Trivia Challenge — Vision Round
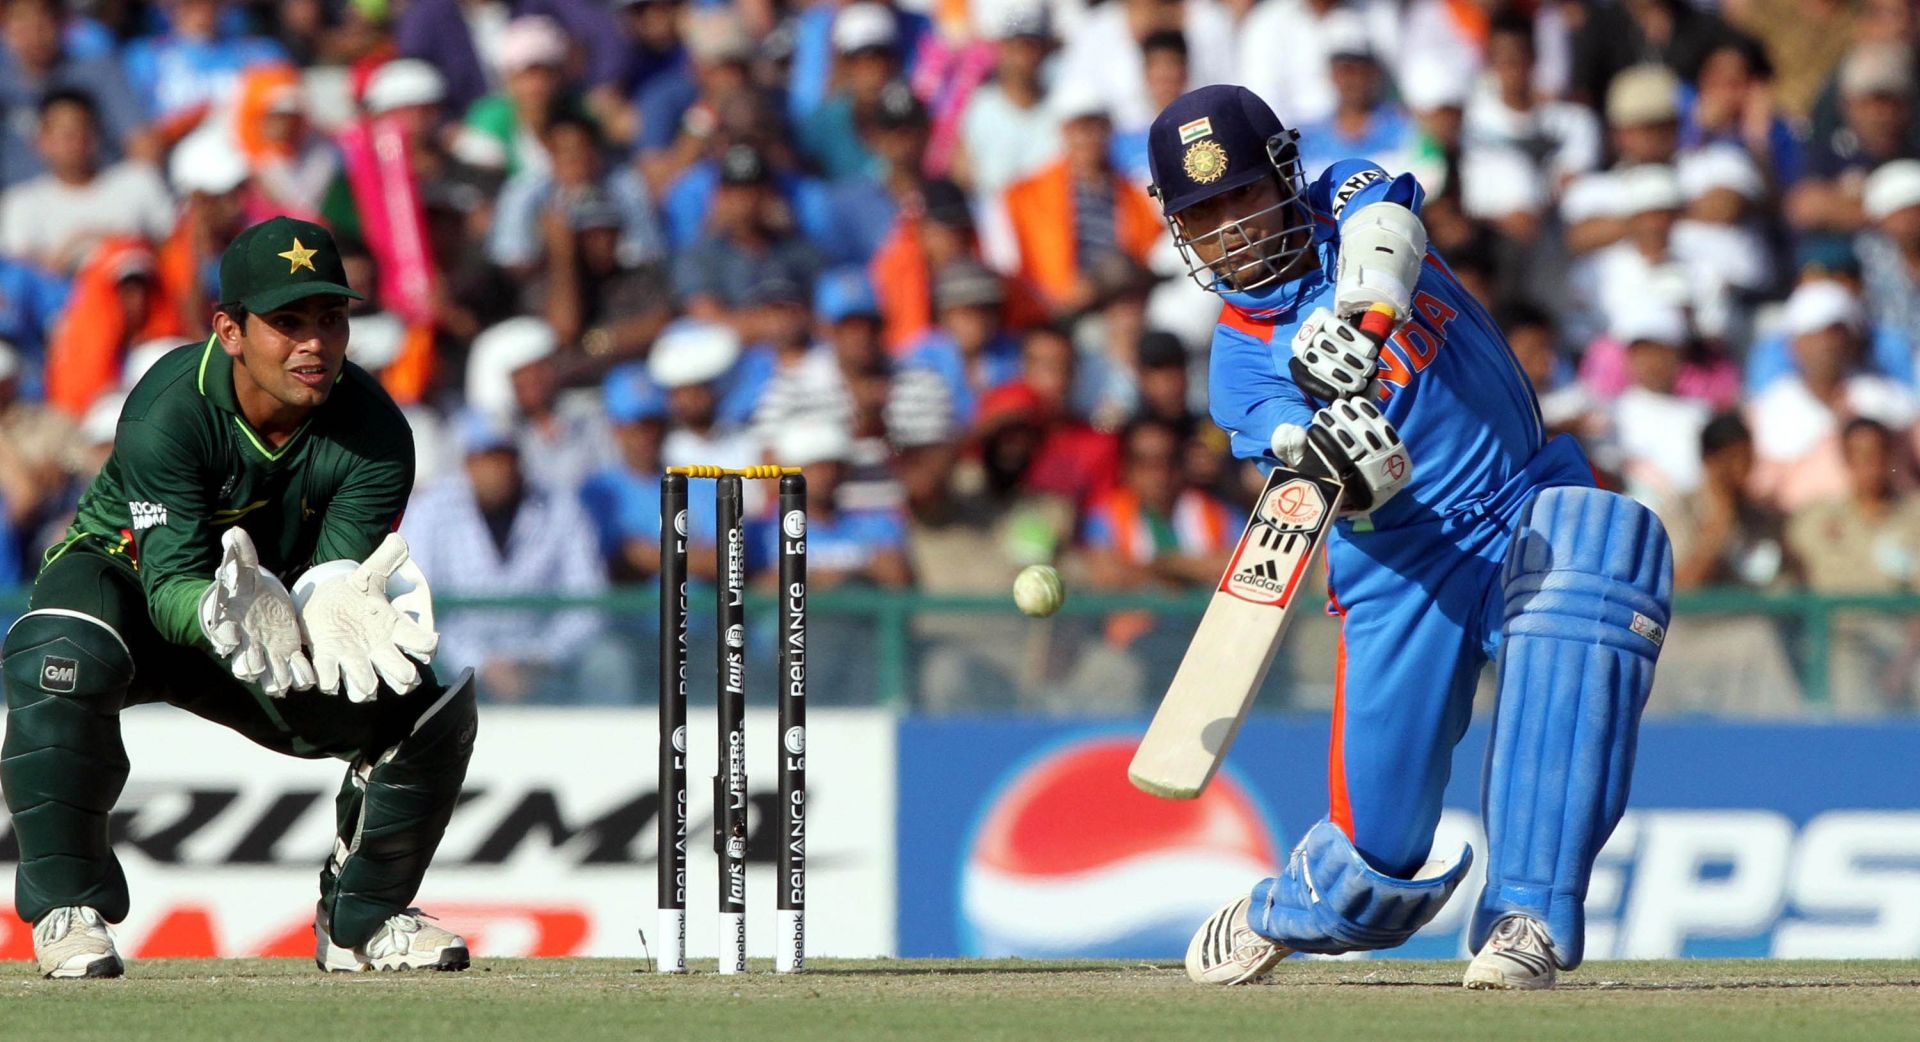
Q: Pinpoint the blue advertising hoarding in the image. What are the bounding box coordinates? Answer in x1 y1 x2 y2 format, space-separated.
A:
896 717 1920 960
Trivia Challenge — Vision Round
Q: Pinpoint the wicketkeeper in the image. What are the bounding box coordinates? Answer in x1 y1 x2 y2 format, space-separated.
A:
3 217 476 978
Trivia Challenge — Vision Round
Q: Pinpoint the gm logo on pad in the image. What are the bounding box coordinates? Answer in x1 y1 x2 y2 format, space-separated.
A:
42 656 78 692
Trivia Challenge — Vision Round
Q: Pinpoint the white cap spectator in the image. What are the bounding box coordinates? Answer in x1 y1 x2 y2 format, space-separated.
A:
1048 81 1109 124
122 339 178 390
467 317 558 420
498 16 568 74
1840 41 1914 100
648 321 742 388
1461 149 1546 218
1321 11 1375 61
833 3 898 55
976 0 1050 42
364 60 447 116
1864 160 1920 221
1679 146 1766 204
80 392 124 446
1605 65 1680 128
1611 302 1689 347
685 10 754 64
1783 281 1866 338
347 313 409 372
1614 164 1683 217
1401 54 1474 113
774 420 855 467
170 128 249 196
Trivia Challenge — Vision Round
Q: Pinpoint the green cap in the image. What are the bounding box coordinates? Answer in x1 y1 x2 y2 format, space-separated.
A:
218 216 364 313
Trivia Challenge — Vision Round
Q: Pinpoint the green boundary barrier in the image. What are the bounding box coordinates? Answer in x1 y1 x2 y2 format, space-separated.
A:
7 586 1916 708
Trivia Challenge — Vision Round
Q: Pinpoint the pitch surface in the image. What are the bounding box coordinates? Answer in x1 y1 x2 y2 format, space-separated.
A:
4 958 1917 1041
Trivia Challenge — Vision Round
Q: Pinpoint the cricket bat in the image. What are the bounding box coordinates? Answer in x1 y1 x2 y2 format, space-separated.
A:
1128 305 1396 799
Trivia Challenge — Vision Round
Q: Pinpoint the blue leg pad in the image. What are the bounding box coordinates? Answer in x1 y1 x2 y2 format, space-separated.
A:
1250 819 1472 954
1472 486 1672 969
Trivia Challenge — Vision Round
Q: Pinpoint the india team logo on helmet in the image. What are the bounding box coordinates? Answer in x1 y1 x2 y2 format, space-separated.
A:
958 736 1279 958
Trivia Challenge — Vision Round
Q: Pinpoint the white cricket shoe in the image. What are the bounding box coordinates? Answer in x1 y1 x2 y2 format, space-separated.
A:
34 906 124 979
1464 914 1558 990
316 909 471 973
1185 896 1292 985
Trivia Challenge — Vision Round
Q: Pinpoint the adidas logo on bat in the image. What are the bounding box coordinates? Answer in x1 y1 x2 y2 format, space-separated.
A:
1232 559 1286 595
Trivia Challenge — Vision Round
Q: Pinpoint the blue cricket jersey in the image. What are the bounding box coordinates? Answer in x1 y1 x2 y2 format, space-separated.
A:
1208 159 1581 534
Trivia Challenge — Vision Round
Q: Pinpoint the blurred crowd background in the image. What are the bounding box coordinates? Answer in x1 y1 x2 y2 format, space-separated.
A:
4 0 1920 712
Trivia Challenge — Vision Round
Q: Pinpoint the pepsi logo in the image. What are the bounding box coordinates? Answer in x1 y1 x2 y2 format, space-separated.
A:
959 737 1280 958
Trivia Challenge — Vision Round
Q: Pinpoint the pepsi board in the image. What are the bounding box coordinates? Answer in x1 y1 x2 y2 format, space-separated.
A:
897 717 1920 960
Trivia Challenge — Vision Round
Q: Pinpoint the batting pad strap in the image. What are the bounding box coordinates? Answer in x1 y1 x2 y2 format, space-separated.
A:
1473 486 1672 970
1250 819 1472 954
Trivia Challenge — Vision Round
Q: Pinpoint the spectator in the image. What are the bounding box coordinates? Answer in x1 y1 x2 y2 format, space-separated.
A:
1294 13 1416 179
465 316 611 494
613 0 686 105
1567 0 1739 110
1112 30 1190 184
0 254 70 365
227 62 336 219
1502 301 1594 437
871 177 981 353
1857 159 1920 358
457 15 574 178
671 143 821 326
831 79 931 264
0 337 76 573
955 4 1058 201
798 2 902 183
1132 329 1195 430
1655 411 1805 714
1748 281 1919 511
1683 36 1802 186
1582 164 1738 354
579 366 699 582
156 127 251 332
995 88 1161 316
1238 0 1398 128
1787 42 1920 235
1786 417 1920 712
764 421 911 588
1053 0 1234 133
120 0 285 130
1746 246 1916 394
1080 417 1235 590
1015 325 1123 507
0 89 173 273
651 320 759 472
903 259 1022 425
0 0 148 187
41 237 184 417
635 8 756 188
402 410 618 704
1463 14 1602 206
1590 303 1712 513
490 108 664 322
1725 0 1857 121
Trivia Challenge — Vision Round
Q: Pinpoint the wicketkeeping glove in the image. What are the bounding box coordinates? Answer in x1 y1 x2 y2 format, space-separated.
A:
198 528 317 697
294 533 440 703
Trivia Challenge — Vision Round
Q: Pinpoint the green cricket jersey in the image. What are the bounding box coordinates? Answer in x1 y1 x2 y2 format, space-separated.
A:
58 335 415 648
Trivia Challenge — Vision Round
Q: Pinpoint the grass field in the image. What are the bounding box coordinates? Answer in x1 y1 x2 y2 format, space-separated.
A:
4 959 1918 1042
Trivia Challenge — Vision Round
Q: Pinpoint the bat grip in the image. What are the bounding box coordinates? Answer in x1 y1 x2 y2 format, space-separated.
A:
1357 303 1397 346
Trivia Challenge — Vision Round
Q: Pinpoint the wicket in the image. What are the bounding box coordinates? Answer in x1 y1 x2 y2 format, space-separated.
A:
657 466 808 975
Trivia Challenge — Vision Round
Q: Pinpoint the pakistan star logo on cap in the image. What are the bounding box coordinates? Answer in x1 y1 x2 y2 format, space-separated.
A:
277 238 319 274
1184 140 1229 184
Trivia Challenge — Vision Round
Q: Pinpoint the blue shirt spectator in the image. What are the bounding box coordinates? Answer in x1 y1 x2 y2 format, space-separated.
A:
0 258 71 363
1 0 146 186
488 113 664 271
120 6 284 123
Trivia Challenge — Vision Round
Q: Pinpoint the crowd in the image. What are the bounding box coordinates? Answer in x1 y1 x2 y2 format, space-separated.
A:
4 0 1920 710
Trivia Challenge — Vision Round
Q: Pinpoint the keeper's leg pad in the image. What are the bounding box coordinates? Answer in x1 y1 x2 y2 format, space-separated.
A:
1472 486 1672 969
1249 819 1473 953
2 610 136 924
321 669 477 947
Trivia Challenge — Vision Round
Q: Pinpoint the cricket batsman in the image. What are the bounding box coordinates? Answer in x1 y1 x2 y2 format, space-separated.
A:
3 217 475 978
1153 87 1673 989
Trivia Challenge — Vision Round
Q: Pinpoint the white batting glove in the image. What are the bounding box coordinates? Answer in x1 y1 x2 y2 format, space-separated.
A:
198 528 317 698
1290 307 1381 401
294 533 440 703
1307 398 1412 515
1334 202 1427 322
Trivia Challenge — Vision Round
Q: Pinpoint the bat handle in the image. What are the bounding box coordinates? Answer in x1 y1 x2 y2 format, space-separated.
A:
1357 303 1397 346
